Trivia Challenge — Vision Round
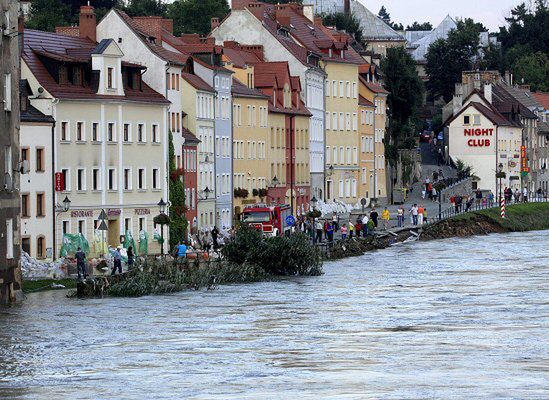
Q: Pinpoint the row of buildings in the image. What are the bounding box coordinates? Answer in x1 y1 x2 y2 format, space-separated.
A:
8 2 390 268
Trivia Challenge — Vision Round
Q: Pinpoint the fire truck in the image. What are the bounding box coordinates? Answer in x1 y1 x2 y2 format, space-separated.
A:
241 204 292 237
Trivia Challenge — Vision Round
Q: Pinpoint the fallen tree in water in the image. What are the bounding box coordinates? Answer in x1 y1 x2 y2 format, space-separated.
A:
75 226 323 298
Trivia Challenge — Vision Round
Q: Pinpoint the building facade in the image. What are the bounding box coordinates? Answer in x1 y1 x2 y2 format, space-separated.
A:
181 72 216 230
19 80 55 260
1 0 22 304
181 129 199 233
22 30 170 257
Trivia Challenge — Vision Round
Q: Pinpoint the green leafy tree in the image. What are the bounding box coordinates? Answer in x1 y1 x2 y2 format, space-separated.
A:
168 0 229 36
123 0 167 17
381 47 425 155
512 51 549 91
168 132 188 248
425 18 483 102
406 21 433 31
27 0 71 32
321 12 363 43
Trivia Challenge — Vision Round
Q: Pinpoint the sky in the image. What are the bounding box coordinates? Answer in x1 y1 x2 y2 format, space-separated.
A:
357 0 526 32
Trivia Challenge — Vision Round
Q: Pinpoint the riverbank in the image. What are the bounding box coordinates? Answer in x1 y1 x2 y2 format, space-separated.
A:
421 202 549 240
22 278 76 293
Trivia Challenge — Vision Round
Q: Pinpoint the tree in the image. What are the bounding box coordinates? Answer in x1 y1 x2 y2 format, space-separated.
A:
26 0 71 32
381 47 425 153
168 0 230 36
124 0 167 17
425 18 483 102
406 21 433 31
321 12 363 43
512 51 549 91
168 132 188 249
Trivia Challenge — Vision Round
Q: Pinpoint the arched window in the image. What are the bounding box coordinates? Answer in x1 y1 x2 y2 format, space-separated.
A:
37 236 45 259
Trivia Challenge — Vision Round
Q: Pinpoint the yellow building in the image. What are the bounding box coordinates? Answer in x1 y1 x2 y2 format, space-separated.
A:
324 62 360 205
359 78 389 203
231 79 271 218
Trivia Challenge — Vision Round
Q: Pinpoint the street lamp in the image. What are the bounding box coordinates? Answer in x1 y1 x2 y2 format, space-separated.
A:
154 198 170 256
271 176 279 186
203 186 211 200
62 196 71 212
311 196 318 210
496 163 504 205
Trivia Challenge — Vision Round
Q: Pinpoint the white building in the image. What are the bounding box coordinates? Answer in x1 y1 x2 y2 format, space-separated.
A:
19 80 55 259
447 86 522 196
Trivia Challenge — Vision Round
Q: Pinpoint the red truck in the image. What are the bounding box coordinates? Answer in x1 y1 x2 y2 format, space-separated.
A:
241 204 292 237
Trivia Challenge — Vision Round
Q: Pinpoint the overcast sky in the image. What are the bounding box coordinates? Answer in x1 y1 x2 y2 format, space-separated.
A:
357 0 525 31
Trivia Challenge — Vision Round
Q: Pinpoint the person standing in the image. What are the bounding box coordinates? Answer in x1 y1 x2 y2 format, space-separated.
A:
75 247 87 279
370 208 379 228
355 218 362 238
127 246 135 269
315 219 323 244
177 242 187 259
381 207 390 230
332 213 338 232
211 226 219 250
341 224 348 240
417 205 424 225
397 206 404 228
475 189 483 206
410 204 419 226
326 222 334 243
522 187 528 202
361 214 369 236
349 221 355 238
111 246 123 275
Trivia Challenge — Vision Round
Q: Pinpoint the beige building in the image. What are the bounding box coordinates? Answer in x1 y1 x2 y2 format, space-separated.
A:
231 79 270 218
359 79 389 202
22 30 170 257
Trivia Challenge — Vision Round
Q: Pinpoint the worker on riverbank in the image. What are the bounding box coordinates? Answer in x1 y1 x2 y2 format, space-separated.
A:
111 246 123 275
341 224 348 240
314 219 323 244
382 207 390 230
397 206 405 228
370 208 379 228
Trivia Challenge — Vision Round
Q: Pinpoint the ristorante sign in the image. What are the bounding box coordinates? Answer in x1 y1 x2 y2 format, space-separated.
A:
464 128 494 147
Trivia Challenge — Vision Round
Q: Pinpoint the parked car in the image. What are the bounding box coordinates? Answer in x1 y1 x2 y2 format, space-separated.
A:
420 131 432 143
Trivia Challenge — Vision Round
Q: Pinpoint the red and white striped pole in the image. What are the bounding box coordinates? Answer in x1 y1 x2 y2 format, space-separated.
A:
500 196 506 219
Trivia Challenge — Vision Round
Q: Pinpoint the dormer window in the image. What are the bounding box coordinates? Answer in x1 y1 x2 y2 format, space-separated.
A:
341 50 345 59
59 66 68 85
329 48 333 58
107 67 114 89
283 84 291 108
72 66 82 86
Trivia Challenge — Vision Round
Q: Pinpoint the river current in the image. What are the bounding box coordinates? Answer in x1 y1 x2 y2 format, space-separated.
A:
1 231 548 399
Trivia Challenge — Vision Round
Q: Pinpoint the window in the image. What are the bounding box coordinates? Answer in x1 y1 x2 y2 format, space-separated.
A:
76 168 86 191
139 217 146 232
332 80 337 97
108 123 115 142
78 220 85 235
152 124 159 143
36 148 44 172
37 236 45 259
339 81 344 98
152 168 160 190
108 168 116 190
137 124 145 142
123 124 130 142
3 73 11 111
21 148 29 164
21 194 29 217
332 112 338 130
92 168 100 191
61 122 69 141
107 67 114 89
124 218 131 234
474 115 481 125
36 193 45 217
463 115 470 125
6 219 13 259
346 81 350 97
62 220 70 235
339 113 344 131
92 123 99 141
124 168 131 190
138 168 146 190
22 237 30 255
352 81 357 98
325 80 330 96
61 168 70 191
76 122 84 141
345 113 351 130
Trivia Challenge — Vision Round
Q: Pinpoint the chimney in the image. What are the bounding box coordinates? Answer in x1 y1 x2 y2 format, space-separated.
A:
134 16 163 45
162 19 173 35
241 44 264 60
211 17 220 31
232 0 253 10
484 83 492 104
453 94 463 116
314 16 323 26
344 0 350 14
79 4 96 42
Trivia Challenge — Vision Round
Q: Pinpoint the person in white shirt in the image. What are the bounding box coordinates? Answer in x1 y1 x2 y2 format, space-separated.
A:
409 204 419 226
522 187 528 202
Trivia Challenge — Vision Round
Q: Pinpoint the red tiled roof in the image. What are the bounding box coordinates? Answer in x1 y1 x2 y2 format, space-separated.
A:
533 92 549 109
492 84 537 120
114 9 189 66
22 29 168 103
446 101 516 127
249 4 364 66
222 46 263 68
359 95 374 107
182 127 200 144
361 79 389 94
181 72 214 92
232 78 269 98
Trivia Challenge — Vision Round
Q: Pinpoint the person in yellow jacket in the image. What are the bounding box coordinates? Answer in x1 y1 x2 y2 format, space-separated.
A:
382 207 391 230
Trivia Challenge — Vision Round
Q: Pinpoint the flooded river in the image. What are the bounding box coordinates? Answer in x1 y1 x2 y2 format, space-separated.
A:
1 231 548 399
